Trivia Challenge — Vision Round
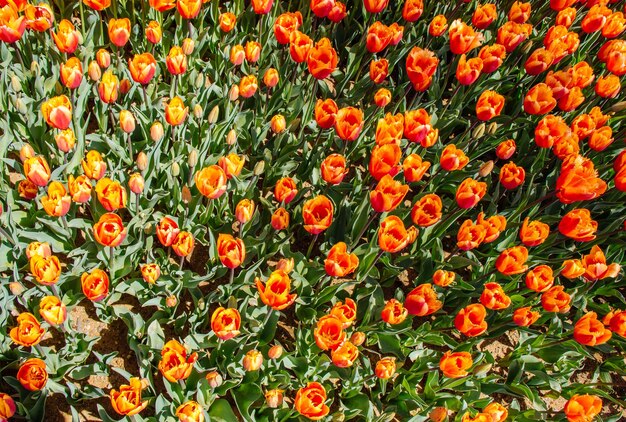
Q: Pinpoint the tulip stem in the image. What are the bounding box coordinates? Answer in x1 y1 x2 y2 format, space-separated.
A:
179 255 185 270
306 234 319 260
135 194 140 213
352 212 377 249
109 247 114 271
0 226 15 246
229 267 234 284
127 132 133 162
142 85 149 108
51 284 61 299
35 344 45 357
79 1 86 37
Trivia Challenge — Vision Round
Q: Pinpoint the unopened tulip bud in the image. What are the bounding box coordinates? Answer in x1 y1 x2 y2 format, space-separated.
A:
188 149 198 168
268 344 283 360
9 282 25 296
137 152 148 171
610 101 626 113
205 75 212 88
30 61 39 74
96 49 111 68
20 144 35 162
331 414 345 422
54 81 63 95
120 110 136 133
350 331 366 347
226 129 237 146
150 121 164 142
275 257 294 273
235 199 255 224
16 98 27 115
129 173 144 194
253 160 265 176
479 160 494 177
242 350 263 371
228 85 239 102
55 129 76 153
195 73 204 89
182 186 192 204
166 295 177 307
270 115 286 134
172 162 180 177
11 75 21 93
429 407 448 422
120 79 131 95
487 122 498 135
143 222 153 234
206 371 223 388
208 106 219 124
88 61 101 81
472 123 485 139
265 389 283 408
197 298 205 310
472 362 492 376
193 104 203 119
182 38 194 55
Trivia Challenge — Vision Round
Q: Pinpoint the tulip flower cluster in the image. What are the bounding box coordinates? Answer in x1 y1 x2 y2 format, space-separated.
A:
0 0 625 421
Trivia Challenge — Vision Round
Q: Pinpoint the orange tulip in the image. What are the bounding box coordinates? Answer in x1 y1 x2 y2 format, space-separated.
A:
263 68 279 88
499 162 525 190
496 245 528 275
476 90 504 121
166 46 187 75
370 58 389 84
256 270 297 310
561 259 585 279
439 351 472 378
314 315 345 350
374 88 391 108
239 74 258 98
556 7 576 28
307 37 337 80
541 285 571 313
157 216 180 247
84 0 110 11
41 181 71 217
195 165 227 199
477 213 506 243
472 3 496 29
535 114 570 148
219 12 236 33
330 298 357 328
405 283 442 316
274 12 301 44
23 156 51 187
513 307 540 327
325 242 358 277
52 19 79 53
328 1 346 23
457 219 486 251
19 179 39 200
217 234 245 269
218 153 244 179
406 47 438 91
0 5 26 44
129 53 157 85
41 95 72 130
455 178 487 209
449 19 483 55
30 254 61 285
429 14 448 36
93 213 127 247
334 107 364 142
582 245 620 281
497 21 532 52
411 194 442 227
176 401 204 422
302 195 334 234
523 83 556 115
271 207 290 230
403 0 423 22
321 154 348 185
455 304 488 337
158 339 198 382
172 231 194 257
480 282 511 310
440 144 469 171
456 54 483 85
274 177 298 204
519 217 549 247
366 21 392 53
524 49 554 75
329 341 358 368
145 20 162 44
603 11 626 38
211 307 241 340
294 382 329 420
556 155 607 204
375 357 396 379
369 143 401 181
177 0 201 19
95 178 127 211
98 70 119 104
10 313 45 347
39 295 66 326
235 199 255 224
141 263 160 284
525 265 554 292
595 74 621 98
315 98 338 130
17 358 48 391
81 268 109 301
574 312 612 347
24 4 54 32
26 242 52 260
251 0 273 14
110 378 148 416
558 209 597 242
370 175 408 213
606 310 626 338
60 57 83 89
433 269 455 287
403 154 430 183
378 215 415 253
564 395 602 422
509 1 531 23
289 30 312 63
108 18 130 47
381 299 408 324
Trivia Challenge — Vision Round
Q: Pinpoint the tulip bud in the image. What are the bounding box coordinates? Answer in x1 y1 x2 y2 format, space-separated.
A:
275 257 294 273
226 129 237 146
20 144 35 162
193 104 203 119
197 298 205 310
129 173 144 194
270 115 286 134
9 282 25 296
350 331 366 347
195 73 204 89
268 344 283 360
487 122 498 135
228 85 239 102
55 129 76 153
96 49 111 68
11 75 21 93
253 160 265 176
235 199 255 224
265 389 283 408
208 106 219 124
242 350 263 371
472 123 485 139
166 295 177 307
479 160 494 177
30 60 39 75
182 186 192 204
182 38 195 55
172 162 180 176
205 75 212 88
610 101 626 113
331 414 345 422
472 362 492 376
206 371 223 388
429 407 448 422
88 60 101 81
120 79 131 95
188 149 198 168
16 98 27 115
150 121 164 141
119 110 136 133
137 152 148 171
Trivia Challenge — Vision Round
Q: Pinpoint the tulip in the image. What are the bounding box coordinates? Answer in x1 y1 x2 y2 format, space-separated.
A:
93 213 127 247
158 339 198 382
302 195 334 234
433 269 455 287
325 242 358 277
211 307 241 340
10 313 45 347
141 263 160 284
251 0 273 14
381 299 408 324
108 18 130 47
110 378 148 416
406 47 438 90
24 4 54 32
455 178 487 209
176 401 204 422
541 285 571 313
17 358 48 391
320 154 348 185
24 156 51 187
307 38 338 80
374 88 391 107
378 215 415 253
129 53 157 85
472 3 496 29
219 12 236 33
166 46 187 75
449 19 483 55
30 254 61 285
41 181 71 217
52 19 79 53
454 304 487 337
60 57 83 89
429 14 447 36
263 68 279 88
314 315 345 350
405 284 442 316
255 270 297 310
294 382 329 420
271 208 289 230
480 282 511 310
439 351 472 378
564 395 602 422
331 341 359 368
41 95 72 130
370 175 408 213
513 307 540 327
0 393 16 421
525 265 554 292
242 350 263 371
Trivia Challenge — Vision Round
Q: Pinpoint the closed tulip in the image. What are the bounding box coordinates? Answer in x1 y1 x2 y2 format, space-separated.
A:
307 38 338 80
302 195 334 234
217 234 245 269
41 95 72 130
81 268 110 301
